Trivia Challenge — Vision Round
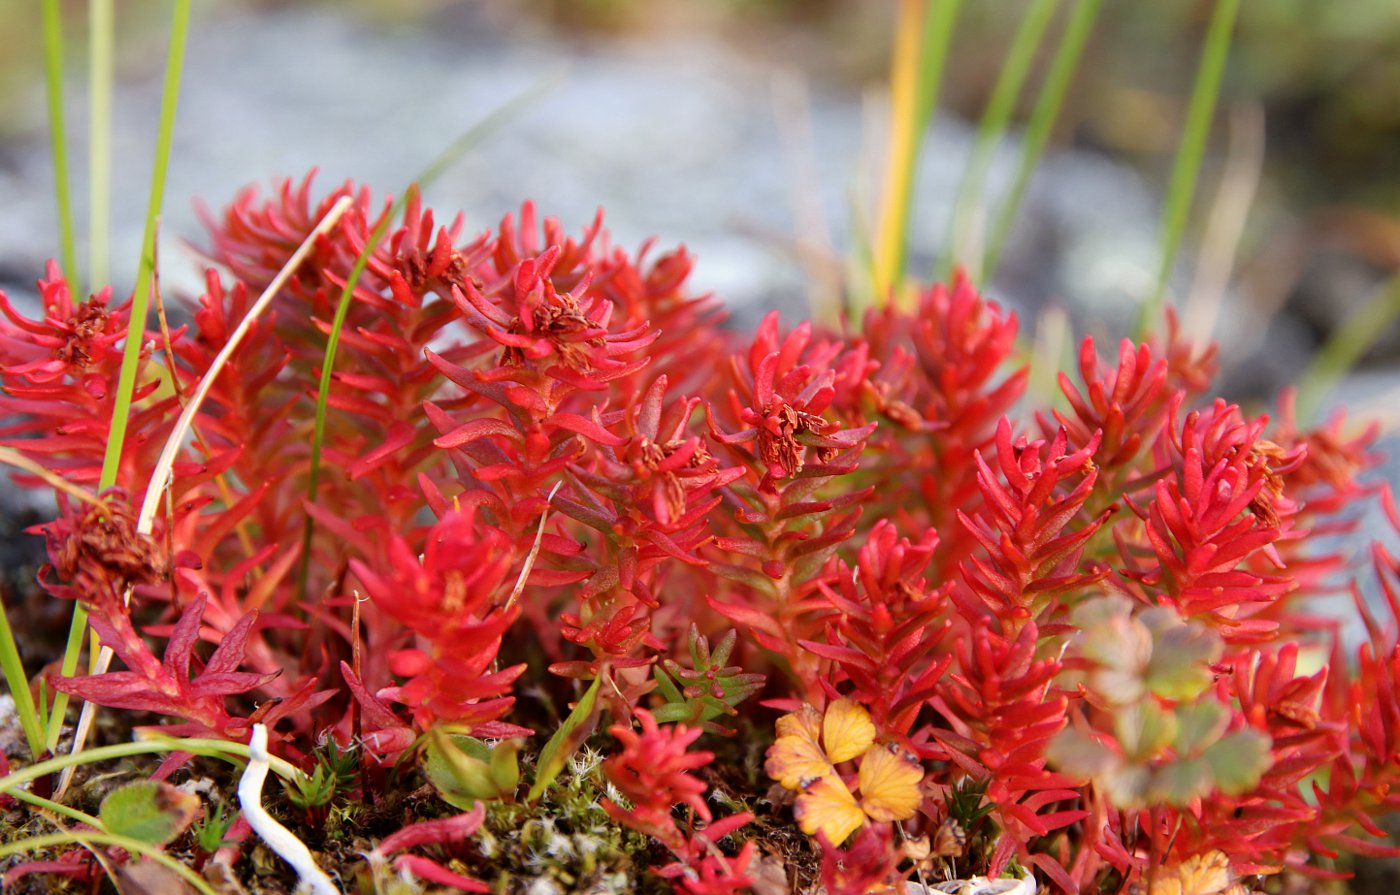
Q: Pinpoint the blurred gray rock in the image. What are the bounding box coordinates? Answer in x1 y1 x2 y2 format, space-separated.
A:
0 6 1161 326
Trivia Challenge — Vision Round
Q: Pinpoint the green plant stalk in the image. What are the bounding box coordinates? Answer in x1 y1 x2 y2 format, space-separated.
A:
904 0 963 274
9 787 102 828
938 0 1059 283
41 0 79 288
878 0 963 306
297 75 560 600
44 616 86 749
89 0 115 287
0 737 302 796
1140 0 1241 335
0 596 46 759
49 0 191 753
97 0 190 489
0 831 220 895
293 198 409 601
1295 275 1400 424
984 0 1105 282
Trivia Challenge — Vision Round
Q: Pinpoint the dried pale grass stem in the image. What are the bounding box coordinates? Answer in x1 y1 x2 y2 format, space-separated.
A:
54 196 352 801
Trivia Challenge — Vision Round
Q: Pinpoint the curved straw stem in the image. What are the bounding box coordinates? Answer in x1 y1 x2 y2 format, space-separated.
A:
53 197 352 801
0 830 220 895
297 73 559 602
505 481 563 612
135 194 352 529
48 0 193 756
1 736 301 794
0 447 107 511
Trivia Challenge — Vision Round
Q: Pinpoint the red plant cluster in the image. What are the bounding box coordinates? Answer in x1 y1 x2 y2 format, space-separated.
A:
3 173 1398 893
603 710 756 894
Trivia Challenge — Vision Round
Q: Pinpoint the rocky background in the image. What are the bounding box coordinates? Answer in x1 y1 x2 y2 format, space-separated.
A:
0 0 1397 641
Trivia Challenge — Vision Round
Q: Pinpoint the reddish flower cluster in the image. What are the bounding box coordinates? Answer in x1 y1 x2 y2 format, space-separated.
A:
0 262 174 486
603 711 755 894
4 173 1398 893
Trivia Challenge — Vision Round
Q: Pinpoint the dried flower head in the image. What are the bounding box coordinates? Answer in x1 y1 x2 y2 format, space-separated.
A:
38 489 163 607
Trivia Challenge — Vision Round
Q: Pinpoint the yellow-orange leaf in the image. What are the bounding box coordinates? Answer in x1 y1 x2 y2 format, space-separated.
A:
766 732 834 791
857 744 923 822
822 698 876 764
795 776 865 845
775 704 822 742
1148 851 1245 895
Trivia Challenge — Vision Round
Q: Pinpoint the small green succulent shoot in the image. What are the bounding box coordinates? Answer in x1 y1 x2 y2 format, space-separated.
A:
283 736 360 811
651 626 765 732
944 775 995 841
425 729 523 809
191 800 238 854
283 763 338 812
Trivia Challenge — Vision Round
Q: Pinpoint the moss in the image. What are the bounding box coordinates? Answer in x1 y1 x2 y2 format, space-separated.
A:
465 746 664 895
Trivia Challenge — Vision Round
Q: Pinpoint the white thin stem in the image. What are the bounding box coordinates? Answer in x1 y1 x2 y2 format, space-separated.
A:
54 196 352 802
505 480 562 612
137 195 353 532
239 724 339 895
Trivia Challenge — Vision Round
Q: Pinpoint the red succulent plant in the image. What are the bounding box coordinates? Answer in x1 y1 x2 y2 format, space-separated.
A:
4 174 1398 895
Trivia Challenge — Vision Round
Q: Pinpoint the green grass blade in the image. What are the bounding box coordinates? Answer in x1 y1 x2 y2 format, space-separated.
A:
1294 275 1400 425
983 0 1105 282
877 0 963 303
41 0 79 288
0 831 220 895
296 75 559 599
840 166 873 323
0 738 302 795
8 787 103 828
912 0 962 134
528 675 602 801
938 0 1059 283
49 0 192 752
45 607 88 749
1140 0 1241 335
89 0 115 287
903 0 963 282
0 596 46 759
98 0 190 489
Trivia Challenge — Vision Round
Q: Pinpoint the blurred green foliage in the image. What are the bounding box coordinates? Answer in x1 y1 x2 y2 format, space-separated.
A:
1047 595 1272 809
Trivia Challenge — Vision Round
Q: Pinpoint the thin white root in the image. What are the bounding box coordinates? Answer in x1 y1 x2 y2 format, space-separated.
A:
55 196 353 802
239 724 340 895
